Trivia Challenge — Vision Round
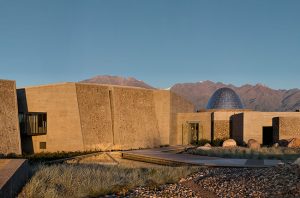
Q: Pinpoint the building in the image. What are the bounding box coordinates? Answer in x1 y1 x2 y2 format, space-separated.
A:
0 79 300 154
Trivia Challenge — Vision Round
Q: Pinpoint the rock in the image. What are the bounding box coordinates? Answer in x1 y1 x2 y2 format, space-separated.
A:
247 139 260 149
287 138 300 148
204 143 211 147
222 139 237 147
272 143 279 148
196 146 211 151
294 158 300 166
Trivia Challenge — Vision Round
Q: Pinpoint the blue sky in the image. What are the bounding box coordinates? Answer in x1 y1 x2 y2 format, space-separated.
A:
0 0 300 89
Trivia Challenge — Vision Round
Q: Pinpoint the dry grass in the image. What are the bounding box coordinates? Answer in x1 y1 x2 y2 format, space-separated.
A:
19 163 199 198
188 146 300 161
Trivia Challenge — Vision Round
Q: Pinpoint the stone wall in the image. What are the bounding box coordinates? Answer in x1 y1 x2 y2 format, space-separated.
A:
273 117 300 140
76 84 113 150
112 86 161 149
0 80 21 154
212 111 244 140
153 90 171 145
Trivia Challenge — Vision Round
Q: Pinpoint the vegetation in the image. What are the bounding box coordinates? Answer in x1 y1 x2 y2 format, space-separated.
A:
0 150 101 164
18 163 199 198
188 146 300 161
192 138 225 147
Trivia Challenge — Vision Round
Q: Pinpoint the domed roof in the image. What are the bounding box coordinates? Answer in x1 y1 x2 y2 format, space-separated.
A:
206 87 244 109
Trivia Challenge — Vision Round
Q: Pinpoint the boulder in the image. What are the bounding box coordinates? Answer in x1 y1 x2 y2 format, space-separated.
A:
288 138 300 148
222 139 237 147
196 146 211 151
247 139 260 150
204 143 211 147
294 158 300 166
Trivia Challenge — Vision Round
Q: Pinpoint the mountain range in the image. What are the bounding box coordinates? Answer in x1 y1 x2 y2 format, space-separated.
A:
81 75 300 112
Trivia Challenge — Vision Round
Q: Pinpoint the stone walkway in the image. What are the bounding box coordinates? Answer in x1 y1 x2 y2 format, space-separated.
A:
122 146 283 168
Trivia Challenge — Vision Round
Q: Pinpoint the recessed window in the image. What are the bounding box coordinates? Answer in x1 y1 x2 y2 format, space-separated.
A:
19 112 47 135
40 142 46 149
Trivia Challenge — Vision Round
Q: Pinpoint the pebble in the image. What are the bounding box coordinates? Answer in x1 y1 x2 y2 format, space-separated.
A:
105 164 300 198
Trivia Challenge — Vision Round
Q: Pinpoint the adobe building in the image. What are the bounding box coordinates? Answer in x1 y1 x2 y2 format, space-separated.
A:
1 78 300 154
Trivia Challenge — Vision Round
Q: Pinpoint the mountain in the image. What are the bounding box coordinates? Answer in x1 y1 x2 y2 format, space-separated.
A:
80 75 155 89
80 76 300 112
170 80 300 112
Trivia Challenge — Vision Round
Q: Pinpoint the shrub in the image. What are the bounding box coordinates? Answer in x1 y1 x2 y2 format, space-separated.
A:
192 139 211 146
211 138 225 147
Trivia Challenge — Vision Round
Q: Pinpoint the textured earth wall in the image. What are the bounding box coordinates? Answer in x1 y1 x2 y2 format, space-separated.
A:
112 87 161 149
76 84 113 150
0 80 21 154
276 117 300 140
153 90 171 145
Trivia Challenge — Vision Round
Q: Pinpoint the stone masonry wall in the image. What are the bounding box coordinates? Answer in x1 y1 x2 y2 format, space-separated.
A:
0 80 21 154
276 117 300 140
76 84 113 150
112 87 161 149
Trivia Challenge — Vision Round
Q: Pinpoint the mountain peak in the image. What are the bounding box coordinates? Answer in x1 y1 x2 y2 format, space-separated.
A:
80 75 155 89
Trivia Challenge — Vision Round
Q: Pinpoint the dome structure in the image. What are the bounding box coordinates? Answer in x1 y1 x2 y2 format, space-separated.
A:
206 87 244 109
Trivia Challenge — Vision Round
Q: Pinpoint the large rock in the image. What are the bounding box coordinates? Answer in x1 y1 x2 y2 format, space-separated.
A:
288 138 300 148
222 139 237 147
294 158 300 166
204 143 211 147
247 139 260 149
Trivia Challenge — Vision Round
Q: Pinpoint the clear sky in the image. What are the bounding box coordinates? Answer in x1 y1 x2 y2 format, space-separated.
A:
0 0 300 89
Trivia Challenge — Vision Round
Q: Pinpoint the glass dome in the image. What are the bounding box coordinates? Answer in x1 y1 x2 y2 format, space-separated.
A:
206 87 244 109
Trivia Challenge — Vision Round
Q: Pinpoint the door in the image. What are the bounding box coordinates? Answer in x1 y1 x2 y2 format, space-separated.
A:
263 126 273 145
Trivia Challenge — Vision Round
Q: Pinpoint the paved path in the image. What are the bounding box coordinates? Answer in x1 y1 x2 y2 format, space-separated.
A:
122 146 283 168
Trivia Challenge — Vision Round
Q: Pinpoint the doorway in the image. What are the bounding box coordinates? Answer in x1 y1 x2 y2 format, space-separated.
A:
263 126 273 145
182 122 199 145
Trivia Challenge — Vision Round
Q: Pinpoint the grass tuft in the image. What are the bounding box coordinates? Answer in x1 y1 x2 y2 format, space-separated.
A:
18 163 198 198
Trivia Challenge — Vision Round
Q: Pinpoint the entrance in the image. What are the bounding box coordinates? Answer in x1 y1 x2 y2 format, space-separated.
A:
263 126 273 145
182 122 199 145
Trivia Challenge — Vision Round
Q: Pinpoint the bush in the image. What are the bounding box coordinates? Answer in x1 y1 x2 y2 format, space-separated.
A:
187 146 300 161
211 139 225 147
191 139 211 146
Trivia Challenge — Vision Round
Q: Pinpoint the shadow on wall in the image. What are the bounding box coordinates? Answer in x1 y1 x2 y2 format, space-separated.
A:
17 89 34 154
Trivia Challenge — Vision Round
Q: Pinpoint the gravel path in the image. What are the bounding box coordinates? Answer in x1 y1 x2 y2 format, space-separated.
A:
107 164 300 198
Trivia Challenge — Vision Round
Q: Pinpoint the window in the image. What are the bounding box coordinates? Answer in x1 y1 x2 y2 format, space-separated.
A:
19 112 47 135
40 142 46 149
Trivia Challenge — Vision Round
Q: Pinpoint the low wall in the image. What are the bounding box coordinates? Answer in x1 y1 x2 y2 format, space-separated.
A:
0 159 29 198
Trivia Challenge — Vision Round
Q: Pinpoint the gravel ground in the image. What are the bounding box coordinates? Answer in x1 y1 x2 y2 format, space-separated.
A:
106 164 300 198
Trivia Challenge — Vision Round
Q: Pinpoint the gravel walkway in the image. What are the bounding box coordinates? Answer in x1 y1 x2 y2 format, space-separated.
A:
107 164 300 198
